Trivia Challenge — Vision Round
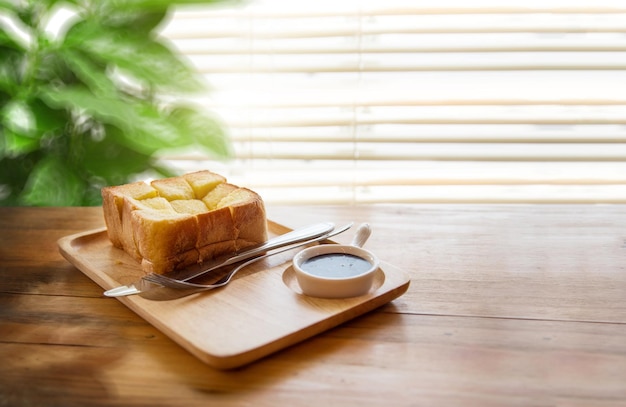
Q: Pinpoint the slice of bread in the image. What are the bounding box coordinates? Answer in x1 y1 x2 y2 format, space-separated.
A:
101 170 267 274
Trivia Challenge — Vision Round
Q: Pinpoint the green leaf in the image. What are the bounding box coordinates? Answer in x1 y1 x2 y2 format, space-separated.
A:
10 0 74 13
0 127 40 157
0 151 40 205
30 97 68 134
39 85 193 154
0 97 65 152
81 124 156 182
19 155 85 206
101 0 236 12
169 105 233 158
60 48 119 96
0 27 25 51
0 29 25 93
2 99 36 135
65 21 204 92
36 49 77 86
98 9 169 33
0 1 17 12
0 49 23 94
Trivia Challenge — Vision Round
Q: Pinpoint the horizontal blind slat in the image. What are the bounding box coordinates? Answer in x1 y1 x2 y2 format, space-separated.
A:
224 124 626 145
163 13 626 38
210 106 626 127
230 143 626 161
163 160 626 184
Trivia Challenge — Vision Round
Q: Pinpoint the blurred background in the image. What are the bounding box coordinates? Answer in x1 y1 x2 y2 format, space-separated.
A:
3 0 626 205
162 0 626 205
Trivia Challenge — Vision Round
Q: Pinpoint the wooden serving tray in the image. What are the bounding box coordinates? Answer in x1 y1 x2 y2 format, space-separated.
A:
57 221 410 370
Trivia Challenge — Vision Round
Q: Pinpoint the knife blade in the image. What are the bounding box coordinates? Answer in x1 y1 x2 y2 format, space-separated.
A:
104 221 336 297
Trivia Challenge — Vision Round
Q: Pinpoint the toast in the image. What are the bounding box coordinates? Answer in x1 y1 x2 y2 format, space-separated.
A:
101 170 268 274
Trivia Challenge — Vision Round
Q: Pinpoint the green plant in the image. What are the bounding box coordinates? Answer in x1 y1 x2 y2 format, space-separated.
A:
0 0 233 206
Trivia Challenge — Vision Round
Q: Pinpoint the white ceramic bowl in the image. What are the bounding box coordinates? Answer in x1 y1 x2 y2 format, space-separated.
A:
292 244 380 298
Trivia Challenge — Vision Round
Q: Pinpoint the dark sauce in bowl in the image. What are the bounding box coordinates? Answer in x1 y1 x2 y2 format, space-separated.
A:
301 253 373 278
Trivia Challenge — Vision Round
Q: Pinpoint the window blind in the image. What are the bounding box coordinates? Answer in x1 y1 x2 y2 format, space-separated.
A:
158 0 626 204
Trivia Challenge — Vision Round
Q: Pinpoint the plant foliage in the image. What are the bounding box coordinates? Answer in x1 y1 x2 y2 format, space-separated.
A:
0 0 233 206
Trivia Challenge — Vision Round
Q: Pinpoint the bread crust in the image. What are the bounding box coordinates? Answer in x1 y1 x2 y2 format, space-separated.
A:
101 170 267 274
101 181 158 248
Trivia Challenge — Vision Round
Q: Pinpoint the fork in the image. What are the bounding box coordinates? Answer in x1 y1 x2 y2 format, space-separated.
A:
143 222 354 291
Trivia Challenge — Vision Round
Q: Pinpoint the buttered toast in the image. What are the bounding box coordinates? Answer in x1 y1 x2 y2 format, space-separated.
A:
101 170 267 274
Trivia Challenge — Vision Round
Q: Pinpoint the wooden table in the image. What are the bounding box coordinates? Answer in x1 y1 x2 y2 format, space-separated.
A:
1 204 625 406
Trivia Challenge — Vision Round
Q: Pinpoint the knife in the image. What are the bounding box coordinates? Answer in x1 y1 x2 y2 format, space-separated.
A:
104 221 336 297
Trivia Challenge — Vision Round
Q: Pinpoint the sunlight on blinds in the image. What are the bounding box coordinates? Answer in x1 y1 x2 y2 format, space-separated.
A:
159 0 626 204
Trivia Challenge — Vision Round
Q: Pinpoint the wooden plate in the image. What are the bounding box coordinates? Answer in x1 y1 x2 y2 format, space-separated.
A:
57 221 410 370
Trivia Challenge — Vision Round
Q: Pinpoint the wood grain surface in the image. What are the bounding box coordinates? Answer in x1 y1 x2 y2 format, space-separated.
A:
1 205 626 406
57 225 409 369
